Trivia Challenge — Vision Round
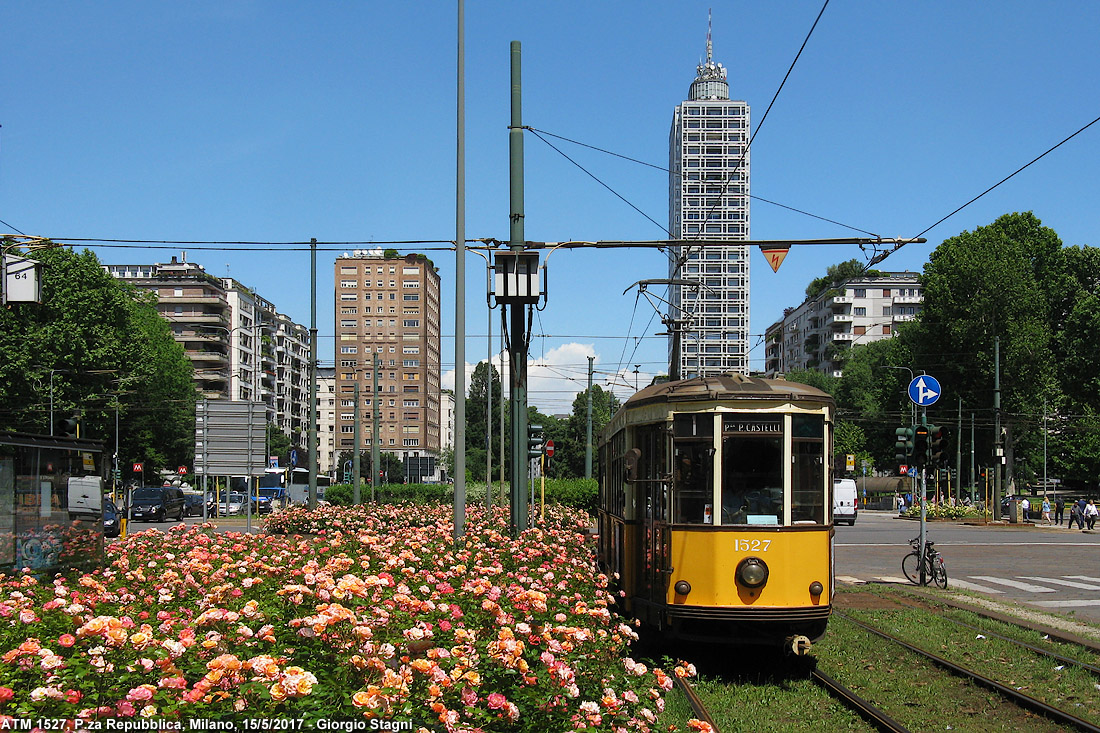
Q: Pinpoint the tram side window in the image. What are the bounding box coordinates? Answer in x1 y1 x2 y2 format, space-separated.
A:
672 414 713 524
721 435 782 525
673 442 712 524
791 415 826 525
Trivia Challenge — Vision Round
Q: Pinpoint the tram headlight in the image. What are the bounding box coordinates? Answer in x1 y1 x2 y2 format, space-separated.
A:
735 557 769 589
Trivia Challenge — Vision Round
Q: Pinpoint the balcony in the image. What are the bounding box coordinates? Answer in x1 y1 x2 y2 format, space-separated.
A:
893 313 917 322
893 295 922 304
827 295 852 307
826 312 853 325
186 350 229 366
831 332 855 342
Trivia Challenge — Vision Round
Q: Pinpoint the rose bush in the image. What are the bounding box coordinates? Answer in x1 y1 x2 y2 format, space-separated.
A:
0 504 690 731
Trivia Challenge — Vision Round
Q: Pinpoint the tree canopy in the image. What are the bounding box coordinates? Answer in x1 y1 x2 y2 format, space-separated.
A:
0 244 197 478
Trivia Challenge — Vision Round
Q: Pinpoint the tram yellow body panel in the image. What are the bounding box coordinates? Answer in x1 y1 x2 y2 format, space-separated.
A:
667 529 830 608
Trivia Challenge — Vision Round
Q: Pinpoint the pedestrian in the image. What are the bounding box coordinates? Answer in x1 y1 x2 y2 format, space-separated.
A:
1055 497 1065 525
1069 501 1082 530
1086 500 1098 531
1041 496 1052 525
1020 497 1031 522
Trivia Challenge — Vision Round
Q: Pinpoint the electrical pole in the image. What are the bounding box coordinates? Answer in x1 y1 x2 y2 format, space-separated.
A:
956 395 962 505
993 336 1002 517
353 381 361 505
308 238 318 510
507 40 529 535
372 354 380 502
453 0 467 539
585 356 594 479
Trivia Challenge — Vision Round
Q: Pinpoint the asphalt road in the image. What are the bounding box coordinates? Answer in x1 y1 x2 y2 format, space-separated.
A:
835 509 1100 624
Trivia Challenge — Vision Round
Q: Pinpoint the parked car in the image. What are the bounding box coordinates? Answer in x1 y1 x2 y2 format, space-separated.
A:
183 493 213 517
216 493 260 516
128 486 186 522
103 499 120 538
256 488 285 514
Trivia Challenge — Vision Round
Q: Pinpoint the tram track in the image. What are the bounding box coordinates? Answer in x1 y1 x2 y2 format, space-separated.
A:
833 610 1100 732
672 674 722 733
808 666 910 733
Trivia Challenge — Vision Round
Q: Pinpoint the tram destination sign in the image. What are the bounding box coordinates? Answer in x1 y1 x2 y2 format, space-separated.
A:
722 416 783 434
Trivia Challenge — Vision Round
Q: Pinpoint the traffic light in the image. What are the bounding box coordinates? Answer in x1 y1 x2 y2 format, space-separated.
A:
929 425 946 466
912 424 930 466
528 424 544 458
894 426 914 462
59 413 80 438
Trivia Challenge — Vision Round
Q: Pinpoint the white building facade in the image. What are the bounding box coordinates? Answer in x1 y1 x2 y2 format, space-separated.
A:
764 273 923 377
668 27 751 379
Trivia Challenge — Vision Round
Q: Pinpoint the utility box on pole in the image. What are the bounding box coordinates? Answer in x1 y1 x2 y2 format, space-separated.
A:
493 252 541 304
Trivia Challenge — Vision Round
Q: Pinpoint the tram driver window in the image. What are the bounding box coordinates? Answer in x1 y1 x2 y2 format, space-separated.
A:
674 443 712 524
721 432 782 525
791 415 826 524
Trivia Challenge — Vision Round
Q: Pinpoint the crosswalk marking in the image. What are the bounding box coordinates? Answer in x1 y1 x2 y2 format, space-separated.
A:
1020 576 1100 591
1065 575 1100 584
945 578 1004 594
966 576 1057 593
1031 599 1100 608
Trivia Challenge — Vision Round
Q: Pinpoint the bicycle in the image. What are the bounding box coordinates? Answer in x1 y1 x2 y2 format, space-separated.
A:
902 536 948 588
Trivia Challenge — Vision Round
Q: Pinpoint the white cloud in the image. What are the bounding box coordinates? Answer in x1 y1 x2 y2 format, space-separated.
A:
442 342 652 414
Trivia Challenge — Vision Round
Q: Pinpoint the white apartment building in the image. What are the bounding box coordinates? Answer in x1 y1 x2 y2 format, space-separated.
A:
316 366 337 477
105 256 310 442
764 273 923 377
668 26 750 378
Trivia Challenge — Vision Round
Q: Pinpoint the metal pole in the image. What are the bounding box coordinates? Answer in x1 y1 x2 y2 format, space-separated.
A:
372 354 380 502
308 238 318 510
1043 398 1048 502
970 413 976 509
585 356 594 479
919 406 927 585
956 395 962 505
993 336 1001 516
508 40 528 535
453 0 467 539
353 381 361 504
49 370 56 435
499 326 505 508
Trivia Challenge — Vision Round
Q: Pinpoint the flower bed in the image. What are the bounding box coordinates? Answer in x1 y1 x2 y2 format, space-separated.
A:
0 504 691 731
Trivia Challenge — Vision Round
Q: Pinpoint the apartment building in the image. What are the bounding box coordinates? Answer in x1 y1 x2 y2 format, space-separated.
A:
764 272 922 377
334 251 442 482
105 255 310 439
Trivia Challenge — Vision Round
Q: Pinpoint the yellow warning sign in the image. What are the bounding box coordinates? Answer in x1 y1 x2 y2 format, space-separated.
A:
760 246 790 273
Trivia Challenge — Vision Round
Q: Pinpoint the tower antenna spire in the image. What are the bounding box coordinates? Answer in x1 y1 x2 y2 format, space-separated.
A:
706 8 713 64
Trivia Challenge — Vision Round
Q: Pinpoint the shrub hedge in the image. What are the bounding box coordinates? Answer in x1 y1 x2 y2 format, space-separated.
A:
323 478 598 511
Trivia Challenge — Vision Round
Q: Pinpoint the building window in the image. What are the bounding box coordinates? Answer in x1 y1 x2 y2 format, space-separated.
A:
403 320 419 327
854 307 866 316
883 306 892 316
854 288 866 298
340 346 358 354
882 289 891 297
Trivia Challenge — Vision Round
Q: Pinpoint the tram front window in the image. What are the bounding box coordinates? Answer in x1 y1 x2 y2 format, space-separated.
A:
721 435 783 525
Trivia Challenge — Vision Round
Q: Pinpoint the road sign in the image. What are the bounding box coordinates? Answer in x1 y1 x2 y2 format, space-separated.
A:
290 448 298 467
907 467 918 477
132 462 143 473
908 375 942 407
899 464 908 474
545 440 555 458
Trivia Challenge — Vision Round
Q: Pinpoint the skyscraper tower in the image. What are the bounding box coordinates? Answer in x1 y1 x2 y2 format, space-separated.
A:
668 17 750 378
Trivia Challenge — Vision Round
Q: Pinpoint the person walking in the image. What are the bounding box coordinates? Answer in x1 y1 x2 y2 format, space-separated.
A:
1068 501 1081 529
1055 497 1065 525
1041 497 1052 525
1020 497 1031 523
1086 500 1098 531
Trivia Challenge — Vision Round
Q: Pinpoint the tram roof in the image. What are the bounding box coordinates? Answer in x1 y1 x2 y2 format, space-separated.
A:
624 373 833 408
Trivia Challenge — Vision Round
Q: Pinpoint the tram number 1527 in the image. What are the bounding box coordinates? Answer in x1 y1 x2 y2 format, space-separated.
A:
733 539 771 552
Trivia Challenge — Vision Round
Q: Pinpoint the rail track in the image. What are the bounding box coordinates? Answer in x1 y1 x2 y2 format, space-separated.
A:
833 609 1100 732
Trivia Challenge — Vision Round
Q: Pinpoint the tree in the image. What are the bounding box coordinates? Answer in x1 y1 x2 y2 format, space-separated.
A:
553 385 620 478
464 361 505 481
805 259 883 299
267 423 292 465
0 244 196 477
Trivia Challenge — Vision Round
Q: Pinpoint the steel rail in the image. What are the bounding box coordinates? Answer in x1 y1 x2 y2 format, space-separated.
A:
672 674 721 733
809 667 910 733
837 612 1100 733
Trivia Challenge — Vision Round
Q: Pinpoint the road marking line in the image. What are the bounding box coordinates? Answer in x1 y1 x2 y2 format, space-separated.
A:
1020 576 1100 591
1031 599 1100 608
835 575 865 584
874 576 913 584
945 578 1004 594
1065 575 1100 584
969 576 1056 593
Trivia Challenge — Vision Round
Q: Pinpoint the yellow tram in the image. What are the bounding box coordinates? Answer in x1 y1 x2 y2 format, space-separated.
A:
597 373 835 654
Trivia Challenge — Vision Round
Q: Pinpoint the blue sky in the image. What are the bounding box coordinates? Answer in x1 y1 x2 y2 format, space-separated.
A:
3 2 1098 412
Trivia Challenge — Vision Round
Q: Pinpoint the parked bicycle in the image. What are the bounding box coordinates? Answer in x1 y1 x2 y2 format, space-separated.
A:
902 536 948 588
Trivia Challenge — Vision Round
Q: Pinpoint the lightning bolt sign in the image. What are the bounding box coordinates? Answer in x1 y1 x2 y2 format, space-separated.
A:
759 246 789 273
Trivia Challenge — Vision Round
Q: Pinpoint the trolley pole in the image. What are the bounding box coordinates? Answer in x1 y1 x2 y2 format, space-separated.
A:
919 406 928 587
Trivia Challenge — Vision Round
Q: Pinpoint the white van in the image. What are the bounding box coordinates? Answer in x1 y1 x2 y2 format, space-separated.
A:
833 478 858 525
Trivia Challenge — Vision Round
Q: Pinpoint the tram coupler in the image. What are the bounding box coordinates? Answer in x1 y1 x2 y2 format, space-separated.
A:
785 635 812 656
